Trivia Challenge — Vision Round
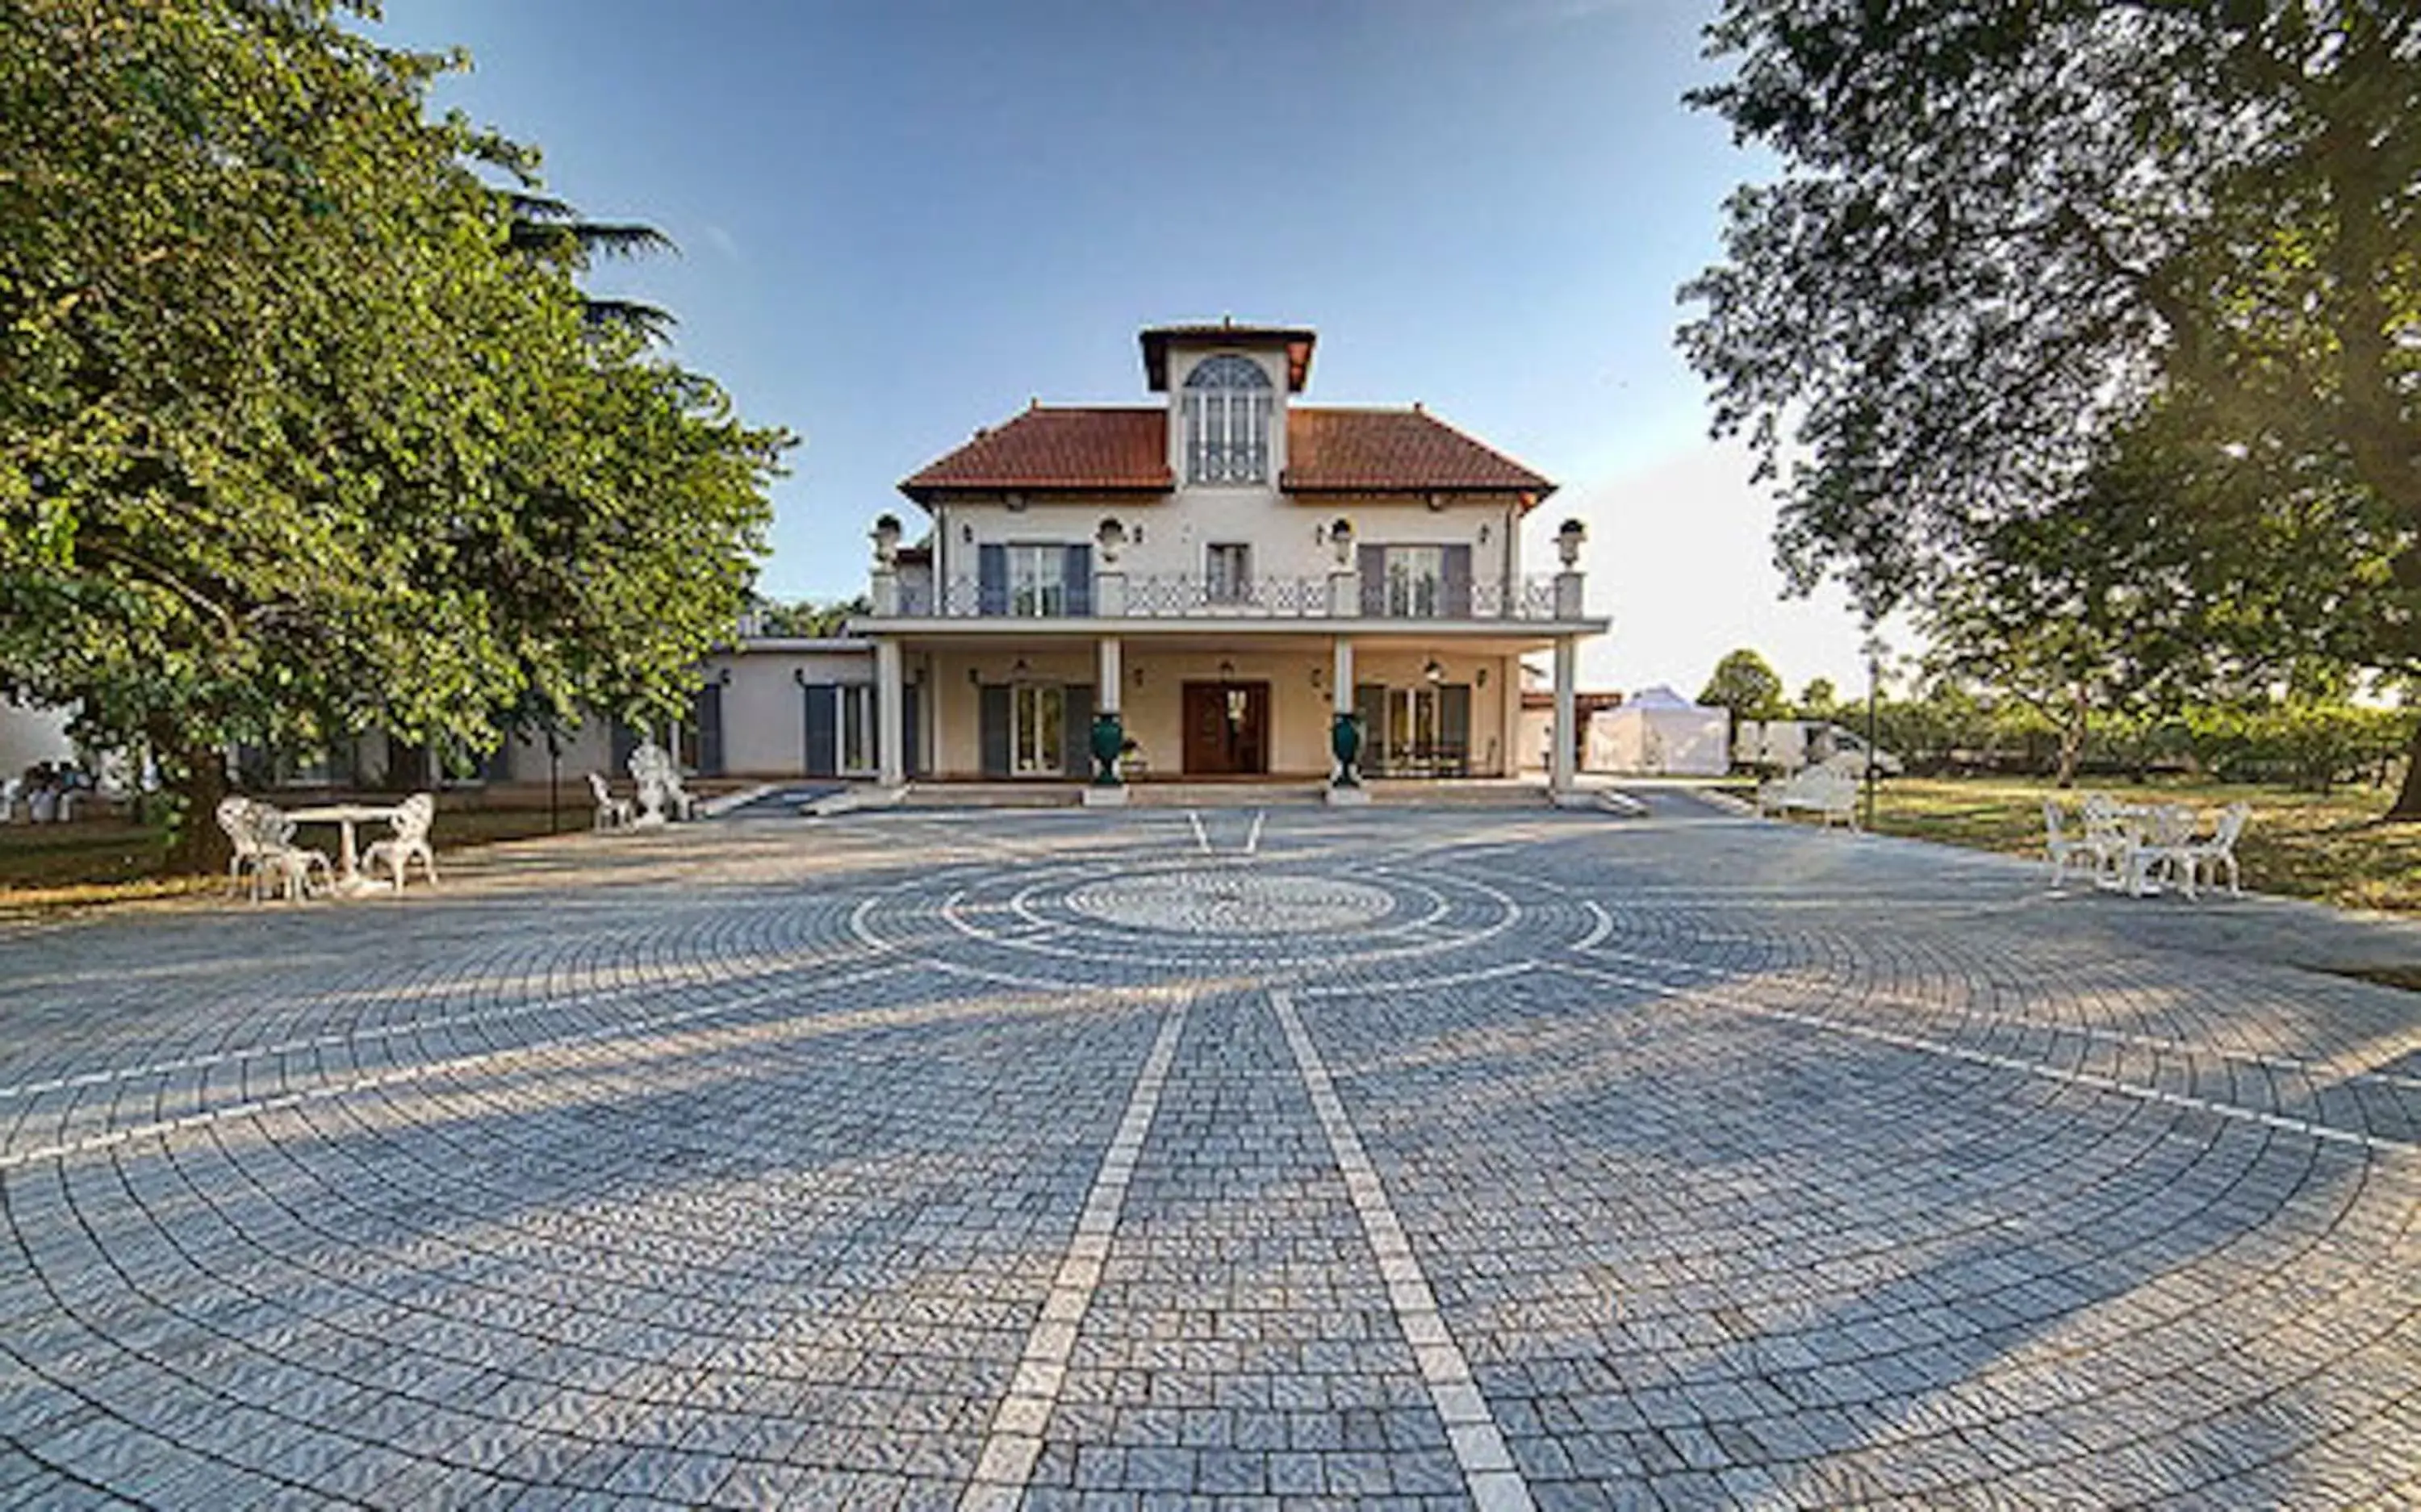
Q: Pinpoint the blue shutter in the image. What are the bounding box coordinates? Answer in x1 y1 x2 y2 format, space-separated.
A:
692 684 725 776
1440 684 1472 775
978 544 1008 616
801 685 838 777
1063 683 1094 778
979 685 1011 775
1064 545 1093 617
1442 545 1473 619
1358 544 1386 616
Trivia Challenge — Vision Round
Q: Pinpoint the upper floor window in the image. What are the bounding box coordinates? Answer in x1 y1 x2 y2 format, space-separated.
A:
1184 354 1272 485
1205 543 1252 603
1007 543 1067 617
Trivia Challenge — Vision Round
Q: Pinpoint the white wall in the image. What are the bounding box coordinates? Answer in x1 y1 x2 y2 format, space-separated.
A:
0 695 77 776
700 645 876 776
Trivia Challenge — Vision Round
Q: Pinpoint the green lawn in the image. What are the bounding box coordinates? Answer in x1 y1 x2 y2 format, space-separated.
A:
0 792 594 917
1855 775 2421 914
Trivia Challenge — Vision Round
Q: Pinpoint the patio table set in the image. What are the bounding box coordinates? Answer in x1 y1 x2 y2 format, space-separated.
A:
2043 792 2250 900
215 792 437 902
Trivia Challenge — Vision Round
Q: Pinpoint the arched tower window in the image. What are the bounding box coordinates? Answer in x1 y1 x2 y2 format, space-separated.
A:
1183 354 1273 485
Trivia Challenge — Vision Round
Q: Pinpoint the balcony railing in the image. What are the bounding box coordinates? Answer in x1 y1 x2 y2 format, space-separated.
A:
889 574 1568 621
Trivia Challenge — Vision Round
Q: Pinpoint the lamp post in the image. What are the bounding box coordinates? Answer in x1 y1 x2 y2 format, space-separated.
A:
1861 631 1888 831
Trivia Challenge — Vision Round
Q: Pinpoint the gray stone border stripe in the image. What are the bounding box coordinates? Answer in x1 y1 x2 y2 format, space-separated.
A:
1269 988 1537 1512
1556 959 2415 1154
960 1003 1189 1512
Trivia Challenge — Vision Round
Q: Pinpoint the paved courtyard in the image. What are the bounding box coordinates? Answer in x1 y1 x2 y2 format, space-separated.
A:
2 796 2416 1510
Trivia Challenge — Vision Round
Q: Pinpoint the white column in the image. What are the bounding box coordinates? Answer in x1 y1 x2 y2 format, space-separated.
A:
1329 566 1361 619
1097 637 1122 716
876 638 905 787
1550 635 1577 796
1331 637 1354 710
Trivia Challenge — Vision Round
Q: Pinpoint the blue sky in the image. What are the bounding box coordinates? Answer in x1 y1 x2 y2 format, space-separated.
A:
373 0 1884 697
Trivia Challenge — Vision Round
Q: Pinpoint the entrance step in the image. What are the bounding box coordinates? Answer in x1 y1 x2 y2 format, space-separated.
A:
1129 783 1325 808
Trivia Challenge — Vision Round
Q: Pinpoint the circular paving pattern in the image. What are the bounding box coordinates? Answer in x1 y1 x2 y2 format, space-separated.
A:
0 804 2413 1510
1062 868 1395 936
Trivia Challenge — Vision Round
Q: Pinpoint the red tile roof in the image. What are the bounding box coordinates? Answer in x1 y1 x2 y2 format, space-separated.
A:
1282 408 1553 499
898 406 1553 506
899 408 1171 501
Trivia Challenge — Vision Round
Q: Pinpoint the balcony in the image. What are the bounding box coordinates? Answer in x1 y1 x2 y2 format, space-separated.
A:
886 574 1572 622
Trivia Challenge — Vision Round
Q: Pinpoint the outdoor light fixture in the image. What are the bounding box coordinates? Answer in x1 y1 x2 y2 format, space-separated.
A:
1095 516 1127 563
1424 658 1445 685
1475 666 1488 687
1131 666 1144 688
967 667 981 686
1309 666 1323 689
1555 517 1587 568
1219 658 1236 679
960 522 974 544
1477 521 1491 545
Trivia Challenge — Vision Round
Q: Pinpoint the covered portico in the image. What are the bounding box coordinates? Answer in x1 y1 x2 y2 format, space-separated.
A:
859 619 1591 791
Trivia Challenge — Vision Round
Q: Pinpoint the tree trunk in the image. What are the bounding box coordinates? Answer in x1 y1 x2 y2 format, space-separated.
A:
165 745 233 876
2389 722 2421 821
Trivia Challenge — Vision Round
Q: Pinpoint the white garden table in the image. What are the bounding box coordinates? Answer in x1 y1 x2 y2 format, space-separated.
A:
286 802 404 896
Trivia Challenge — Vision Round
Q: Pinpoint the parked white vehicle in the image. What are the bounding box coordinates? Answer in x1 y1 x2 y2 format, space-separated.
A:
1739 719 1902 776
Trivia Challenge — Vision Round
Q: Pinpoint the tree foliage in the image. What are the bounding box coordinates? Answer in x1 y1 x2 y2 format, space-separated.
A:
1697 648 1786 727
1681 0 2421 809
0 0 788 863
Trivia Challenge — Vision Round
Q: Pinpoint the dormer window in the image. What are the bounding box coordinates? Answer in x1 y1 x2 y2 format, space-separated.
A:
1183 354 1272 485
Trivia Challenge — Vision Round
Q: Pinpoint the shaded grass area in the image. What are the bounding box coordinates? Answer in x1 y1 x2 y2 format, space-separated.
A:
0 792 587 917
1861 775 2421 915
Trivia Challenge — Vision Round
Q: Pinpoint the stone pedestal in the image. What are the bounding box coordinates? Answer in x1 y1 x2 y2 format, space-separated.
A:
1324 786 1372 807
1081 784 1131 807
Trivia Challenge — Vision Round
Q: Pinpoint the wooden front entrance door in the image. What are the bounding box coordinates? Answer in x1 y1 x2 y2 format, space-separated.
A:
1181 682 1269 775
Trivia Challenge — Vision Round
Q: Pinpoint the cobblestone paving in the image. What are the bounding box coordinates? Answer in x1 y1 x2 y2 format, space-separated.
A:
2 799 2416 1509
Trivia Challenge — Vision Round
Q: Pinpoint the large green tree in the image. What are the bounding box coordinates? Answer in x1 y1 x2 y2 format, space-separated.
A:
1681 1 2421 812
0 0 786 867
1698 647 1787 733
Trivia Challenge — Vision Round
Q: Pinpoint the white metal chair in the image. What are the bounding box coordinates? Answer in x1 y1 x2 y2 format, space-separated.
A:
588 771 633 831
2042 798 2118 890
363 792 438 891
2170 802 2250 899
222 798 330 902
217 796 270 896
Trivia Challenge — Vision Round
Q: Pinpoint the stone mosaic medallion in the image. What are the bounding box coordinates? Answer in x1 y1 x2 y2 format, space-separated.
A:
1063 868 1394 935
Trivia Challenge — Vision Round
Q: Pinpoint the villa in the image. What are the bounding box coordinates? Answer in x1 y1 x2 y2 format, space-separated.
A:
831 320 1608 796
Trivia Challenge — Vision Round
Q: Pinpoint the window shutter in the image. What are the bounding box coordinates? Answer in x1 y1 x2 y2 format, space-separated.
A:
692 684 725 776
979 684 1011 776
1442 545 1473 619
1357 545 1386 616
801 685 838 777
1354 683 1386 771
1063 683 1094 778
978 544 1008 616
1441 684 1473 775
1064 545 1093 617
